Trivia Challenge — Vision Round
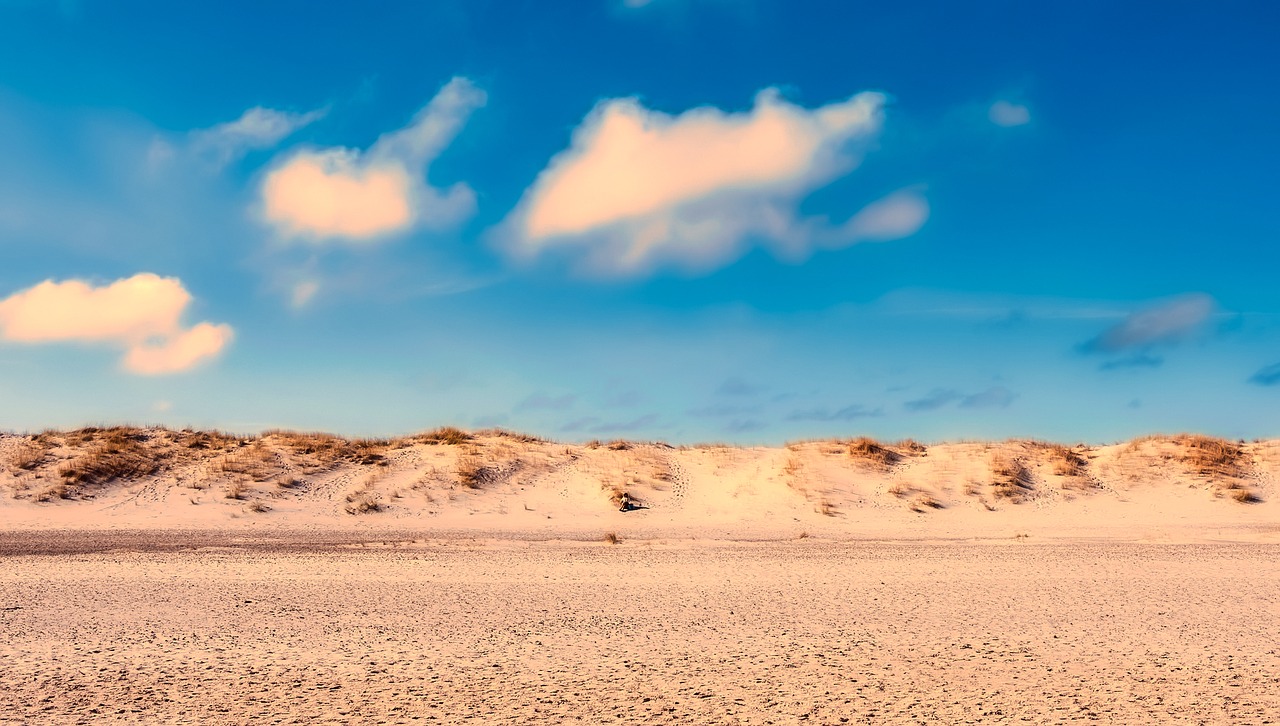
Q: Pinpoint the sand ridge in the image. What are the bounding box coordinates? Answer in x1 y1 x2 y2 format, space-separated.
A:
1 428 1277 541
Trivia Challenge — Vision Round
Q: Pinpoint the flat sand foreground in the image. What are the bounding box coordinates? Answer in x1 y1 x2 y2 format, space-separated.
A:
1 534 1278 725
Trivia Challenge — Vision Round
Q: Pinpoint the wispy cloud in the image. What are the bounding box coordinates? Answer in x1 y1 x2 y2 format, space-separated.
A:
716 377 766 396
905 386 1016 412
958 386 1017 409
190 106 326 167
1099 353 1164 371
1249 362 1280 387
903 389 961 412
786 404 882 421
497 88 926 275
0 274 232 374
1079 293 1216 353
260 77 485 243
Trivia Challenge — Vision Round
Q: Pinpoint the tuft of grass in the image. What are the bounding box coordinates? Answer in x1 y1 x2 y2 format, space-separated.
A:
475 428 545 444
1047 444 1088 477
225 480 248 500
248 499 271 513
417 427 471 446
31 483 69 502
602 532 620 545
59 430 161 488
344 489 382 514
991 456 1033 502
1174 435 1244 481
1230 487 1261 504
10 441 51 472
894 439 929 456
847 437 902 468
607 440 631 451
455 455 488 489
815 499 838 517
910 494 944 512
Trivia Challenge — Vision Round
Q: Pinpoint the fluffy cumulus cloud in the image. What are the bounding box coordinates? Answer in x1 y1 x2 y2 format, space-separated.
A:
0 274 233 374
498 88 928 275
191 106 326 166
261 77 485 243
988 100 1031 127
1080 294 1216 353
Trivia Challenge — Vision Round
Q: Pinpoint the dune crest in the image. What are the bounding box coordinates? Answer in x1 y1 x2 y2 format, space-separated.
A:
1 427 1277 540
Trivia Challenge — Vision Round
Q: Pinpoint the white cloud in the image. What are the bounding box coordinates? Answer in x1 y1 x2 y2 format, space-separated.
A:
191 106 326 167
839 189 930 242
988 100 1031 127
497 88 927 275
260 77 485 243
0 273 233 374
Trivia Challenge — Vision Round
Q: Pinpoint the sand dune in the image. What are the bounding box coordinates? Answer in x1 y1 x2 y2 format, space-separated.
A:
3 427 1278 723
1 427 1277 541
2 430 1280 542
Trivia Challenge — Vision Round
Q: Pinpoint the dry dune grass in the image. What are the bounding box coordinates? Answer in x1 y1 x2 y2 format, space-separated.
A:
58 429 161 493
846 437 901 468
1174 435 1244 480
1045 444 1088 477
3 426 1274 517
8 440 52 472
455 453 489 489
415 427 472 446
1131 434 1262 503
265 431 390 467
990 456 1034 502
344 489 382 514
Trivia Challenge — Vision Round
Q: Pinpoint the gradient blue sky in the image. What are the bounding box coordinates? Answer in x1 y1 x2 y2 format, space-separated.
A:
1 0 1277 443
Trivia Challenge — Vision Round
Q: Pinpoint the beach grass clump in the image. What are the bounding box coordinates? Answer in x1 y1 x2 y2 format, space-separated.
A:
846 437 901 468
417 427 472 446
456 455 489 489
58 429 160 489
991 456 1034 502
344 491 382 514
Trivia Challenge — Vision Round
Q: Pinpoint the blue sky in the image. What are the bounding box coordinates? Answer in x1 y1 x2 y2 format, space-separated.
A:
1 0 1277 443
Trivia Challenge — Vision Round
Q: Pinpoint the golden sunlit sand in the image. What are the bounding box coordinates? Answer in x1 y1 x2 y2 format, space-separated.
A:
2 428 1278 723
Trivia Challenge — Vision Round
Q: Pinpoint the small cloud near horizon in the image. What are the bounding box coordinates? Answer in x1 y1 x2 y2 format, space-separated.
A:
1099 353 1164 371
786 404 882 421
1249 362 1280 387
905 386 1017 412
1079 294 1216 354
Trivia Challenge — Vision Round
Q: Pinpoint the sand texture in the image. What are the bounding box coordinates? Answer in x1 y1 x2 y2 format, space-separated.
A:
2 428 1279 723
1 538 1278 724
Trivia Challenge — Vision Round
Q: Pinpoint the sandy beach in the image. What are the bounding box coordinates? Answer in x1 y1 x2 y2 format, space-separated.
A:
2 535 1278 724
2 429 1279 723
